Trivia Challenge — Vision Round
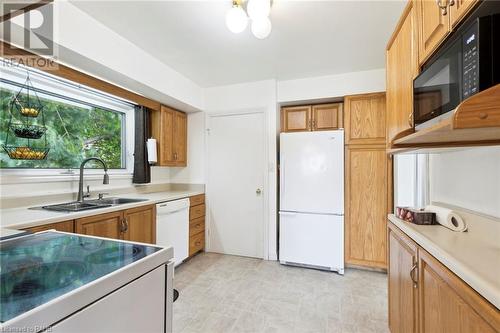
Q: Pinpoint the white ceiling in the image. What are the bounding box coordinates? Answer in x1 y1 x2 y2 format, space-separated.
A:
71 1 406 88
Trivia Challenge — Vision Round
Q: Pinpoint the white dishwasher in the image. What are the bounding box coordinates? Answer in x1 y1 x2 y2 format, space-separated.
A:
156 198 190 266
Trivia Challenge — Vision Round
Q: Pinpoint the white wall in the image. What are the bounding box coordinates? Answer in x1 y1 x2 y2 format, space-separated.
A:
429 147 500 218
169 112 206 184
277 68 386 103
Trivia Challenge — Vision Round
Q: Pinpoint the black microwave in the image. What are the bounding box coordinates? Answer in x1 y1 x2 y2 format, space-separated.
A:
413 11 500 128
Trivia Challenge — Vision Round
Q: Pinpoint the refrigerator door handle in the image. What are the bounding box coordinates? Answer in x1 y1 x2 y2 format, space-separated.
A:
280 156 285 207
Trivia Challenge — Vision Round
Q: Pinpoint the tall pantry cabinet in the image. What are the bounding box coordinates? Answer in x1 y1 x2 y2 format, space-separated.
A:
344 92 390 269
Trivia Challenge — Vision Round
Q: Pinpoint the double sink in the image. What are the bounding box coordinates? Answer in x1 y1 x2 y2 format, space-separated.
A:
40 198 148 212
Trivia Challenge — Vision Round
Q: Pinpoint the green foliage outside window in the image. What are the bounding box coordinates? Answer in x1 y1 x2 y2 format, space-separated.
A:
0 86 124 169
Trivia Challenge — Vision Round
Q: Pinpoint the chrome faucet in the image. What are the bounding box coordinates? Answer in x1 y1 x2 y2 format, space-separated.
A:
77 157 109 202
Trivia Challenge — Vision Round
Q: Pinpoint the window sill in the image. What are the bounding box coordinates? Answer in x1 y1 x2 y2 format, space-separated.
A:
0 170 133 185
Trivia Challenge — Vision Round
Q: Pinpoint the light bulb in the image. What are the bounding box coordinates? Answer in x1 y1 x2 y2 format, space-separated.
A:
225 5 248 34
251 17 272 39
247 0 270 20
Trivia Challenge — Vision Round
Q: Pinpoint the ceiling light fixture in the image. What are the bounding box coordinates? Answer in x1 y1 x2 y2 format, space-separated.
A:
225 0 248 34
226 0 272 39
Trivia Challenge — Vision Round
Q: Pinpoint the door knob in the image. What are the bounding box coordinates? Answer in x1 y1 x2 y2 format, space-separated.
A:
256 188 262 195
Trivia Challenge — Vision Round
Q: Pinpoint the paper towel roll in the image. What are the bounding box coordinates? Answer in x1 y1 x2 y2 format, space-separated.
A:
425 205 467 232
147 138 157 164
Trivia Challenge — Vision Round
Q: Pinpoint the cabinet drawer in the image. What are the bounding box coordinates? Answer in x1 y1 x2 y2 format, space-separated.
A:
189 217 205 237
189 231 205 256
189 204 205 220
25 220 74 233
189 194 205 207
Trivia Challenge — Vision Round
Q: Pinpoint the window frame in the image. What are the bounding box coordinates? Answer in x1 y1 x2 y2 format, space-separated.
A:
0 63 135 181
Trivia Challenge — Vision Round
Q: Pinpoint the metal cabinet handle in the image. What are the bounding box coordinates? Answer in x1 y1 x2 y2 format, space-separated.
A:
436 0 449 15
408 112 414 128
308 119 312 131
312 119 316 130
120 218 129 233
410 263 418 288
256 188 262 195
449 0 455 6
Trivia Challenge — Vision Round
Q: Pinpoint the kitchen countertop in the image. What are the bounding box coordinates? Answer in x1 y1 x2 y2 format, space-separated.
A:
0 189 204 230
388 210 500 309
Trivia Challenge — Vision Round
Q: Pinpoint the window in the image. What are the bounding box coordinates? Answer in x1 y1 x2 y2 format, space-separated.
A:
0 63 134 171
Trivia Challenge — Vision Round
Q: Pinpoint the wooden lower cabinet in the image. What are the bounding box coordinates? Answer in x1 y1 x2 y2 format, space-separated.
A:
388 222 500 333
345 145 389 269
75 205 156 244
75 211 123 240
388 223 419 333
123 205 155 244
189 194 205 257
24 220 74 233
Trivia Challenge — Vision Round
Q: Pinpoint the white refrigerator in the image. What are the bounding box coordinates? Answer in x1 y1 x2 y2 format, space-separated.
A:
279 130 344 274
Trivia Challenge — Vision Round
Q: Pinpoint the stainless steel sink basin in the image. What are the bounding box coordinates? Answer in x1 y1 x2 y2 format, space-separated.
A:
41 202 111 212
86 197 149 205
34 197 148 212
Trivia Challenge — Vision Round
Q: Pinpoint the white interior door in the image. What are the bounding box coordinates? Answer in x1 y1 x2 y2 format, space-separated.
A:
207 112 265 258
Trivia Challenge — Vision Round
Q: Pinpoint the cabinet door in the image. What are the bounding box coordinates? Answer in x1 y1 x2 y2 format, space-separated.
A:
312 103 343 130
450 0 478 29
386 3 418 145
344 93 386 145
173 111 187 166
388 223 419 333
151 106 175 166
281 106 311 132
417 0 450 65
418 249 499 332
25 220 74 233
75 211 123 240
123 205 155 244
345 145 388 268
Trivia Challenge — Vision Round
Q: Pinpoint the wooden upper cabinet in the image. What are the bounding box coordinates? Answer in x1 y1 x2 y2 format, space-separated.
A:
386 2 418 145
281 105 311 132
150 105 187 167
123 205 155 244
418 248 500 333
312 103 343 131
173 111 187 166
449 0 479 28
416 0 450 65
345 145 388 269
388 223 419 333
344 93 386 145
75 211 123 240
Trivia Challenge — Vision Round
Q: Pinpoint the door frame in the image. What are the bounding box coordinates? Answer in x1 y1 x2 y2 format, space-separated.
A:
205 109 269 259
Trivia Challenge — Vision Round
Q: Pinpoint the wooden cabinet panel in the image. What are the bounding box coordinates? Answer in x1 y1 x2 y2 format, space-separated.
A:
345 146 388 268
417 0 450 65
388 223 419 333
281 106 311 132
386 3 418 145
25 220 74 233
150 105 187 167
75 211 123 240
173 111 187 166
189 217 205 237
189 231 205 256
344 93 386 145
189 204 205 220
189 194 205 207
450 0 479 29
418 248 500 332
312 103 343 130
123 205 155 244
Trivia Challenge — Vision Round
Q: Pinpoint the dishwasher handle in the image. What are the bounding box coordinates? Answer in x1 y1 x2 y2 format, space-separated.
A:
156 198 190 214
